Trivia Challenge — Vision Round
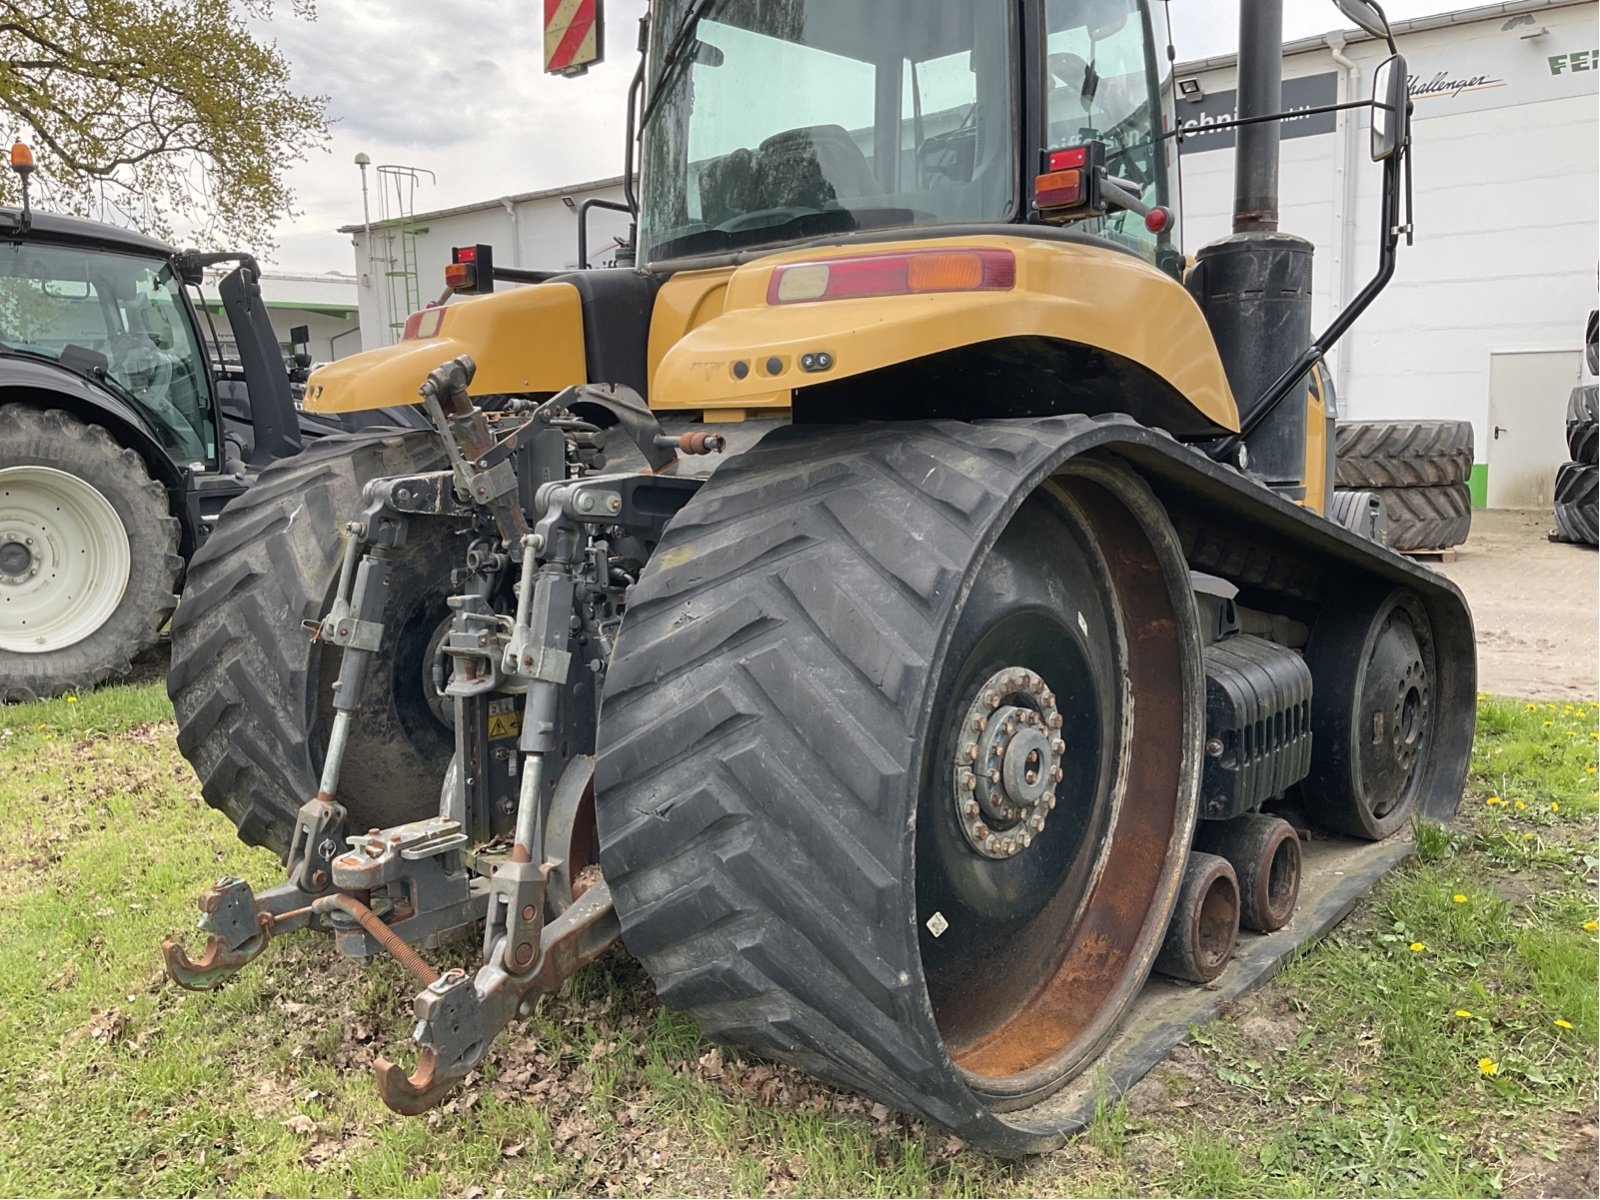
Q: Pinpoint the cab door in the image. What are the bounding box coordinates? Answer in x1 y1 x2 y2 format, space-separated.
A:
1032 0 1182 275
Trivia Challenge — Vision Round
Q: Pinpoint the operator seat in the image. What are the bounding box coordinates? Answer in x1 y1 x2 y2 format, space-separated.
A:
757 124 878 202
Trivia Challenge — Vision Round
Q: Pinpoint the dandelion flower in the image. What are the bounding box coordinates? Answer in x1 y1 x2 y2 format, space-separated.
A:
1585 920 1598 933
66 695 77 704
1479 1057 1498 1076
1486 795 1503 806
1555 1019 1574 1030
1454 1009 1473 1018
1586 766 1596 775
1514 799 1527 810
1409 941 1426 953
1526 704 1538 712
1543 720 1554 728
1452 894 1468 904
1551 802 1561 813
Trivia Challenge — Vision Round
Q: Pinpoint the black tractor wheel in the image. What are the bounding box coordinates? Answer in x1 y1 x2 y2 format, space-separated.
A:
595 423 1204 1156
1334 420 1474 489
1568 384 1598 429
1299 589 1438 840
0 405 182 702
168 429 459 858
1553 461 1598 547
1362 484 1472 552
1570 422 1598 467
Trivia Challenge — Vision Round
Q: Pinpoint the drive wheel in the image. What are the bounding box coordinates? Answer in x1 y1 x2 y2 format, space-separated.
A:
0 405 181 702
1300 589 1437 840
595 423 1203 1155
168 429 459 858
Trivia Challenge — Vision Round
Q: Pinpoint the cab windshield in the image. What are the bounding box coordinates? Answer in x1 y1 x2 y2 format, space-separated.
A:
0 241 214 462
638 0 1017 265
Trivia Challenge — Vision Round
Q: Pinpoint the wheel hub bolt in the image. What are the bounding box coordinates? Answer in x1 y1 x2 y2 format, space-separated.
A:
951 666 1064 861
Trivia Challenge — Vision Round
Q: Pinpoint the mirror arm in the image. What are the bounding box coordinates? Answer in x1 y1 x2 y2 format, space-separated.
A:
1166 98 1373 143
1213 150 1406 460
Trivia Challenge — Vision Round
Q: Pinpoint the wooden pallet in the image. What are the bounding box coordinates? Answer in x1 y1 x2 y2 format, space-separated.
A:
1401 547 1459 563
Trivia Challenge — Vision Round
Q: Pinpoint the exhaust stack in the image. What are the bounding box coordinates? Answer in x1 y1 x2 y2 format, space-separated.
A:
1187 0 1316 492
1234 0 1284 233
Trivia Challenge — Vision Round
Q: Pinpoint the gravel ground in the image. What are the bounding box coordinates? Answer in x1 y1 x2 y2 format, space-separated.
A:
1433 508 1598 700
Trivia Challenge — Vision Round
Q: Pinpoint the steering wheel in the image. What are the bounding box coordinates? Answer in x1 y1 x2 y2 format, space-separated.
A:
110 333 174 406
715 205 818 234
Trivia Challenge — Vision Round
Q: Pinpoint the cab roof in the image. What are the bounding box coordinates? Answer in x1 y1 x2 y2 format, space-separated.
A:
0 206 176 258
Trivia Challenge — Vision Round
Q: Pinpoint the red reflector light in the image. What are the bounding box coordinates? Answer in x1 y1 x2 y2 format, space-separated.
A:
1047 146 1088 171
402 307 446 340
454 245 478 263
767 250 1016 305
1034 169 1085 211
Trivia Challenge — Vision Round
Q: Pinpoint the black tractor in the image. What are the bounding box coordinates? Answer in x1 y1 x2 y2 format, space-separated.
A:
1 165 420 700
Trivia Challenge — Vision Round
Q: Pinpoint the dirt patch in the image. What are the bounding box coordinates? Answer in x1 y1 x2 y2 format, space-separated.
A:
1504 1115 1599 1199
1434 510 1598 700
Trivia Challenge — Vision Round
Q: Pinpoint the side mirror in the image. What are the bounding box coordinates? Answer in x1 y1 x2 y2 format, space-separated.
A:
1371 54 1410 161
1334 0 1393 41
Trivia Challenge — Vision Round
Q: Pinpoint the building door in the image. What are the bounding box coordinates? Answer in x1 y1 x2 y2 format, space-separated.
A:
1487 350 1580 509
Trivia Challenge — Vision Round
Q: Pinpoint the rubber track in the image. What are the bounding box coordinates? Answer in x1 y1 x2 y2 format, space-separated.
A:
1334 420 1474 488
596 418 1202 1156
1553 462 1598 546
1359 484 1472 552
168 430 443 857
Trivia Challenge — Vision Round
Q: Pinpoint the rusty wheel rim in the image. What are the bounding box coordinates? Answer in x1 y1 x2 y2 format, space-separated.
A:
915 461 1201 1107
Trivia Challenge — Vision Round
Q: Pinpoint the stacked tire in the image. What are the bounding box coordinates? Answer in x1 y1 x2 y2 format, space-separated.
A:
1335 420 1474 552
1554 383 1597 547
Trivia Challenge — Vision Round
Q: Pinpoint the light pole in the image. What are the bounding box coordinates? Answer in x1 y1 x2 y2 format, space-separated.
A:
354 152 379 346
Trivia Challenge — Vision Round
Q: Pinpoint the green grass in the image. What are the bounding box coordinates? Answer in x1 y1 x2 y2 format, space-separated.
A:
0 687 1594 1197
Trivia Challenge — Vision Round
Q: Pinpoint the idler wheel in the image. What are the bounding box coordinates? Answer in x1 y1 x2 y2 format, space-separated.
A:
1193 814 1301 933
1154 851 1239 984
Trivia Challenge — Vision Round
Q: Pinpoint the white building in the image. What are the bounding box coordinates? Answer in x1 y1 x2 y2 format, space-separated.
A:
342 0 1597 508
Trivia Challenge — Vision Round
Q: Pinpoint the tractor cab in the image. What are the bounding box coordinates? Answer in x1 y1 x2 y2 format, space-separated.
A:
637 0 1179 274
0 222 221 465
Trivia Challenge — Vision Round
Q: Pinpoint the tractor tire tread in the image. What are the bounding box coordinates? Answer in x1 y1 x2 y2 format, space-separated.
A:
1553 461 1598 546
168 428 443 857
596 419 1127 1156
1334 420 1474 488
1359 483 1472 552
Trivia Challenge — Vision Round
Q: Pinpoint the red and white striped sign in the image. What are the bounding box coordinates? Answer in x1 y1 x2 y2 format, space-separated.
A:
544 0 603 75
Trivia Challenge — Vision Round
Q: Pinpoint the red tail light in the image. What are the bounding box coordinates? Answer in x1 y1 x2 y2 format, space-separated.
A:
767 249 1016 305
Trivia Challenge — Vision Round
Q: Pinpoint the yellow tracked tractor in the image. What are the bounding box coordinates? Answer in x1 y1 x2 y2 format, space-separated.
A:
163 0 1475 1156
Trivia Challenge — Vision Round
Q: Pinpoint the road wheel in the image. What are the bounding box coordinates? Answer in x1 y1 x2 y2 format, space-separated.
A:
1362 484 1471 552
0 405 181 702
168 429 459 858
1300 589 1438 840
595 423 1203 1155
1334 420 1473 489
1553 461 1598 547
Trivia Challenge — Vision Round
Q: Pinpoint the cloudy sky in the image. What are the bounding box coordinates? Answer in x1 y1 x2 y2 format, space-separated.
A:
260 0 1465 273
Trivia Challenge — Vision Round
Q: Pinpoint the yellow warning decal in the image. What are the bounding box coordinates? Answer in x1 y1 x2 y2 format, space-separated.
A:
487 698 522 740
